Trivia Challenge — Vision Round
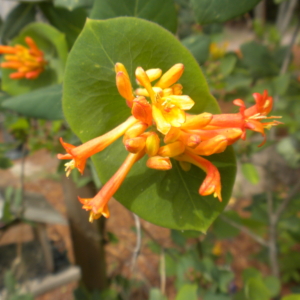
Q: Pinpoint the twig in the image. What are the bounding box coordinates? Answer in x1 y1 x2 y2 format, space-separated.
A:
277 0 298 35
159 247 166 295
266 191 280 278
131 213 141 273
221 215 268 247
280 16 300 75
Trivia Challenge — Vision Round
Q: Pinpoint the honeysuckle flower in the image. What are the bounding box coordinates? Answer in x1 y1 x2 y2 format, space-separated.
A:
204 91 282 146
0 36 47 80
57 116 139 176
58 62 282 222
174 150 222 201
79 150 145 222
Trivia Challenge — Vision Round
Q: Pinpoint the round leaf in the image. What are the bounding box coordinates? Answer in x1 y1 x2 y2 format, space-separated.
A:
2 23 68 96
63 17 236 232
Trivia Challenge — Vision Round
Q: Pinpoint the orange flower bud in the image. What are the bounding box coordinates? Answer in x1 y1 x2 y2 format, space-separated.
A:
155 64 184 89
190 135 228 156
164 127 181 143
131 97 153 126
135 67 155 101
187 134 201 148
145 132 160 156
123 122 148 141
125 136 146 153
157 141 185 157
115 62 129 78
146 156 172 170
145 68 162 82
116 71 134 107
182 113 213 130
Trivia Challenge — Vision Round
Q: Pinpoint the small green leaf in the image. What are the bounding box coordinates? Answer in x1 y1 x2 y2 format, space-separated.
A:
39 3 87 49
0 156 12 169
90 0 177 33
191 0 261 25
272 74 290 96
220 54 237 77
242 268 262 283
181 34 211 64
2 23 68 96
0 3 36 43
263 276 281 298
2 84 63 120
245 278 271 300
175 284 198 300
241 163 260 184
63 17 236 232
149 288 168 300
241 42 279 78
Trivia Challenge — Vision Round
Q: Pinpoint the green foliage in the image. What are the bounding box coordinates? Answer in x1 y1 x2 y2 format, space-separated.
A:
90 0 177 34
63 17 236 232
175 284 198 300
241 163 260 185
39 3 87 49
181 34 211 65
54 0 94 11
2 84 64 120
0 3 36 44
2 23 68 96
245 278 270 300
149 288 168 300
190 0 261 25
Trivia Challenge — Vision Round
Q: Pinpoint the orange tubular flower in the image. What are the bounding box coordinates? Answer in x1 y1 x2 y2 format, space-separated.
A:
58 61 282 222
57 116 139 176
204 91 282 146
79 150 145 222
0 37 47 80
174 150 222 201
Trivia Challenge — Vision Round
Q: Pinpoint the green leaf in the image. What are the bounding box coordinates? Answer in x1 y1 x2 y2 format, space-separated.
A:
191 0 261 25
2 23 68 96
240 42 279 78
242 268 262 283
181 34 211 65
263 276 281 298
220 54 237 77
39 3 87 49
245 278 271 300
272 74 290 96
90 0 177 34
54 0 93 11
241 163 260 184
175 284 198 300
0 3 36 43
149 288 168 300
282 295 300 300
0 156 12 169
2 84 63 120
213 211 240 239
63 17 236 232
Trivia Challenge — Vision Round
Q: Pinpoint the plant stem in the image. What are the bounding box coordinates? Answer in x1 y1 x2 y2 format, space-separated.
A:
131 213 141 273
221 215 268 247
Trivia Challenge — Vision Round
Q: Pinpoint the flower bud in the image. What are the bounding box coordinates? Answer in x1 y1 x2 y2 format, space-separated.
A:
164 127 181 143
116 71 134 107
155 64 184 89
123 122 148 141
125 136 146 153
146 156 172 170
145 68 162 82
182 113 213 130
157 141 185 157
145 132 160 156
135 67 155 101
131 97 152 126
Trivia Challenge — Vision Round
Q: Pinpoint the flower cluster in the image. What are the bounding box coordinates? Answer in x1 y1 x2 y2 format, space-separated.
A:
0 36 47 80
58 63 281 222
